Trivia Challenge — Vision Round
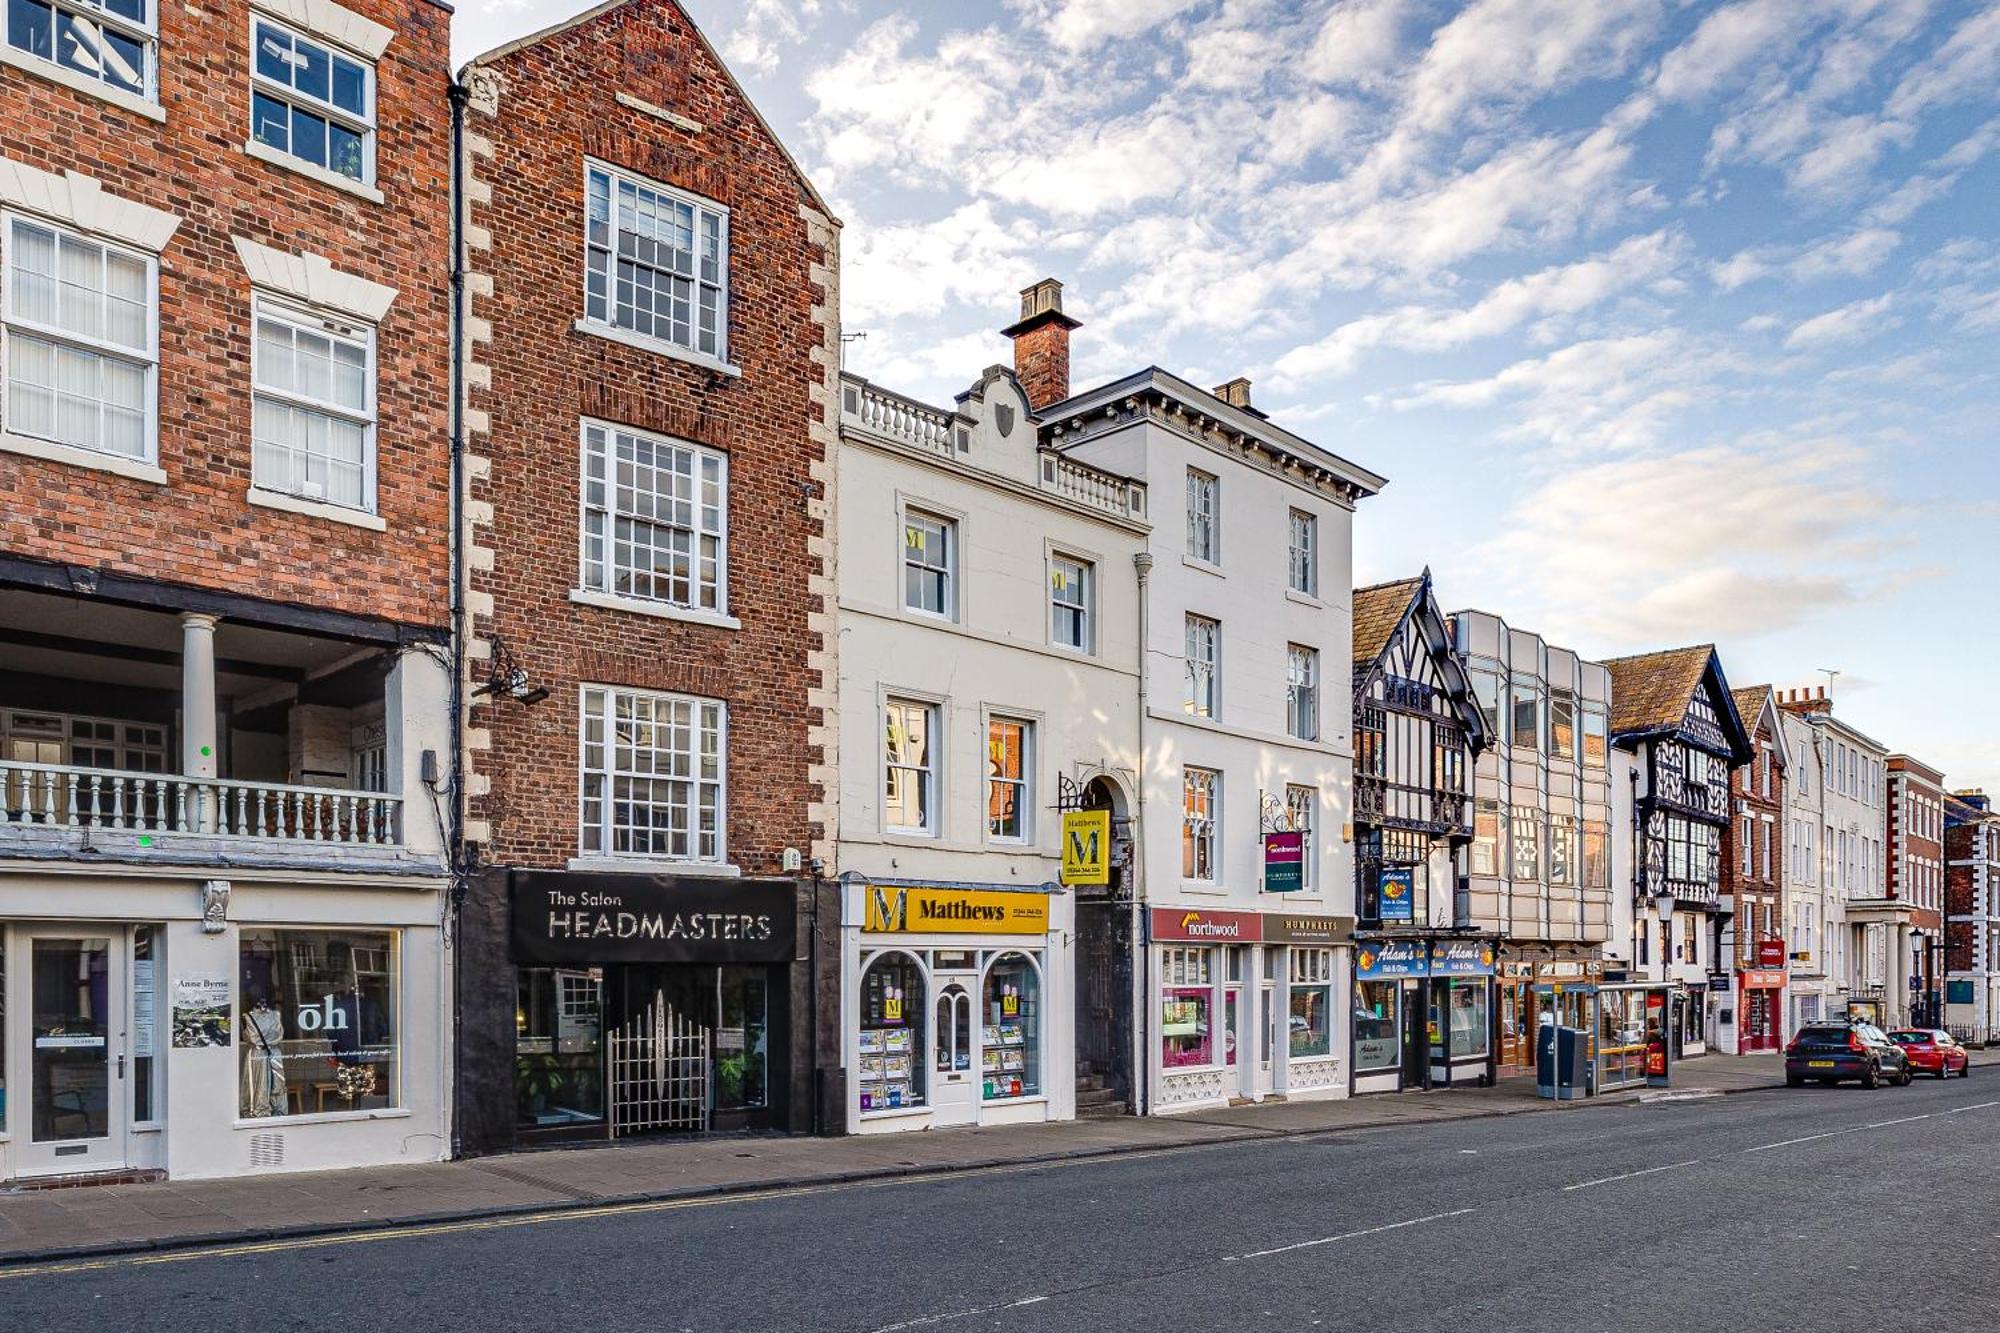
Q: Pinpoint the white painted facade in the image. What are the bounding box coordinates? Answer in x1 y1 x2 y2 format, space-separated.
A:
1052 369 1383 1115
832 366 1148 1133
1779 708 1837 1032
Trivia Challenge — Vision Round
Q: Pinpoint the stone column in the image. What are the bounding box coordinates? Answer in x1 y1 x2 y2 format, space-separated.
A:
180 613 219 779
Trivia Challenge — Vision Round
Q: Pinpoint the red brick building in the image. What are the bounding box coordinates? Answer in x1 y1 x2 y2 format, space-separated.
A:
0 0 454 1181
1721 686 1786 1051
1889 754 1948 1024
1945 791 2000 1038
452 0 841 1152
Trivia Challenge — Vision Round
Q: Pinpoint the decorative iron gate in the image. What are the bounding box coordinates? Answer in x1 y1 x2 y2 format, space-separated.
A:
607 993 710 1137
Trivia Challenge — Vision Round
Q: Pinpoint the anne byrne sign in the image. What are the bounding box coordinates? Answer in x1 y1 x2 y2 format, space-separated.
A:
511 871 797 965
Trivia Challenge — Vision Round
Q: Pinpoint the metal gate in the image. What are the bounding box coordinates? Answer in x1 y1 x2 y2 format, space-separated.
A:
607 993 710 1137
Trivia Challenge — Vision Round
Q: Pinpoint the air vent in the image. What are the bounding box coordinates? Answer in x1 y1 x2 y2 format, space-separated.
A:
250 1133 286 1168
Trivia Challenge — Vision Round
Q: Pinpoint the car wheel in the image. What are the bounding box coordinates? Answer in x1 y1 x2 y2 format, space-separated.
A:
1900 1067 1914 1086
1961 1061 1972 1078
1862 1062 1879 1089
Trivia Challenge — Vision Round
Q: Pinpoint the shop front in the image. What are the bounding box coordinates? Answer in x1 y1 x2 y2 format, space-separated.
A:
841 880 1071 1134
1352 937 1496 1095
499 870 805 1145
1732 969 1785 1053
0 872 448 1185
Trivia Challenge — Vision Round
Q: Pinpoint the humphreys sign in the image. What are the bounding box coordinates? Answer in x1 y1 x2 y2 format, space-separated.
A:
863 885 1050 935
511 871 796 965
1262 913 1354 945
1149 908 1263 943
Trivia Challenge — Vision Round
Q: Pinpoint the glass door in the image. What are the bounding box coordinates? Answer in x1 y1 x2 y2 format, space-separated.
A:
930 973 978 1127
16 929 129 1176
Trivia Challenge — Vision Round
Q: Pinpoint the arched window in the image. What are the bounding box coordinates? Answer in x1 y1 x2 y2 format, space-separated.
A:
982 951 1041 1099
858 953 926 1111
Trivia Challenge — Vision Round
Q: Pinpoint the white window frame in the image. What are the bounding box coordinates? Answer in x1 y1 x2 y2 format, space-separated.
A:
884 696 940 837
3 0 157 107
577 418 728 613
1183 765 1219 882
1286 643 1319 742
1287 508 1317 597
582 159 731 367
1186 467 1219 564
984 714 1033 845
900 507 957 621
248 14 376 187
577 684 727 863
249 294 377 513
1049 552 1093 653
2 212 159 466
1184 614 1219 718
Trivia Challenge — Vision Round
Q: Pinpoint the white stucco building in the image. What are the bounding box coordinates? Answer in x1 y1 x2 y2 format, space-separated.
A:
1779 706 1838 1030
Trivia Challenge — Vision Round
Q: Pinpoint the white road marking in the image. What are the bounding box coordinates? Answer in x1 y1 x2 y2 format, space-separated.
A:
1865 1114 1933 1129
866 1295 1048 1332
1562 1159 1701 1191
1744 1112 1932 1154
1948 1100 2000 1114
1224 1207 1476 1262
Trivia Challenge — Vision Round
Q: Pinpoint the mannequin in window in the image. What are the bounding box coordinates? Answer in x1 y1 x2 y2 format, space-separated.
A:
241 986 287 1117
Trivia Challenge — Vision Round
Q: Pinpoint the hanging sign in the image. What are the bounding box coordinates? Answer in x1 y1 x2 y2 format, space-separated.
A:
1061 810 1112 886
1757 939 1786 967
1262 831 1305 893
1378 867 1415 922
171 973 231 1048
864 885 1050 935
1149 908 1262 942
1430 940 1496 977
1355 939 1428 979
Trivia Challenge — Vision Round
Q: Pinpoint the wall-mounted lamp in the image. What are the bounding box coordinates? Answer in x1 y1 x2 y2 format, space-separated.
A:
471 636 549 706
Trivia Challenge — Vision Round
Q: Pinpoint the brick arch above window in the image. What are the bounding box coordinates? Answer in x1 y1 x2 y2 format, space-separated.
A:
579 133 733 207
579 382 730 449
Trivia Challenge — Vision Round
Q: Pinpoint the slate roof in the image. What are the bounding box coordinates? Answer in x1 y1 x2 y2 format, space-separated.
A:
1352 576 1424 667
1602 645 1717 738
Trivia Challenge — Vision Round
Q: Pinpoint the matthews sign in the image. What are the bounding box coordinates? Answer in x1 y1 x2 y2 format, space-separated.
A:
510 870 797 965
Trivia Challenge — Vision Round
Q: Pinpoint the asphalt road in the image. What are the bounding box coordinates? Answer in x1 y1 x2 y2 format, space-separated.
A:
6 1072 1998 1332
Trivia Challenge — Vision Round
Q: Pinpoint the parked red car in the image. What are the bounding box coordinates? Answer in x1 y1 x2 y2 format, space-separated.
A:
1888 1029 1971 1078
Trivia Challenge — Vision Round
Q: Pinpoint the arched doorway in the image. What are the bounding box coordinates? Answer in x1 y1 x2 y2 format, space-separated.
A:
1072 774 1133 1116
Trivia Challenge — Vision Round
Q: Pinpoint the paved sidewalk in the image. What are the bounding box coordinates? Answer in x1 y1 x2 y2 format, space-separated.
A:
0 1049 1976 1265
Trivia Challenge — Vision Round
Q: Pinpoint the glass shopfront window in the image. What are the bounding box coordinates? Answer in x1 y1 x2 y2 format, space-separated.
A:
239 929 398 1119
1160 946 1214 1068
715 967 768 1110
516 967 605 1127
1448 982 1489 1059
132 925 157 1123
1354 979 1401 1072
983 953 1040 1100
1289 948 1333 1058
859 953 925 1112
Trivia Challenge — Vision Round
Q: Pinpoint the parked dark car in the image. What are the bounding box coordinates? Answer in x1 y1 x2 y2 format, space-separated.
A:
1888 1029 1971 1078
1785 1023 1912 1088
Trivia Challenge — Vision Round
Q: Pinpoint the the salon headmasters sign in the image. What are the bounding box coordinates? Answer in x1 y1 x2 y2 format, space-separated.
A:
511 870 797 965
863 885 1050 935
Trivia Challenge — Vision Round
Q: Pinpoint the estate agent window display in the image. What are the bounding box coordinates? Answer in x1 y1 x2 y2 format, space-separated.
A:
857 948 1048 1115
239 929 398 1119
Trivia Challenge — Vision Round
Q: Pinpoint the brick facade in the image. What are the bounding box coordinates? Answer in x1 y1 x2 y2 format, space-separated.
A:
0 0 451 630
1722 690 1786 963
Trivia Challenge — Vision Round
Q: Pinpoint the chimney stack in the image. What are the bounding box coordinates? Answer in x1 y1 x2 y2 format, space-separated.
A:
1002 278 1081 412
1779 684 1833 717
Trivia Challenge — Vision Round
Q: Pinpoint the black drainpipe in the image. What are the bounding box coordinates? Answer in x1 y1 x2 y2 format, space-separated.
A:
445 74 470 1160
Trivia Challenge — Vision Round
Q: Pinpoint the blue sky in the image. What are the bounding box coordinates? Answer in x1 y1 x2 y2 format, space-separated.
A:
456 1 2000 791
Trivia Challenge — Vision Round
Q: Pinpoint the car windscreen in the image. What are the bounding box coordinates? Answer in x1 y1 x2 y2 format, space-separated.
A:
1796 1027 1853 1043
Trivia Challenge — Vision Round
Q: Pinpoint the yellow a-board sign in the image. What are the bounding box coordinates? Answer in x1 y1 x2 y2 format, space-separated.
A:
1061 810 1111 886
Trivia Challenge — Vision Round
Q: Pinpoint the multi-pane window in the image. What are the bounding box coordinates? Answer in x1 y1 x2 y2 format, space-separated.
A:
1050 554 1091 651
902 510 955 618
7 0 153 100
1286 644 1318 741
581 421 726 610
585 163 727 361
1185 468 1219 563
986 717 1030 842
251 19 373 183
251 300 374 510
579 686 725 861
1549 690 1575 760
3 216 153 461
1287 508 1316 596
1184 615 1219 718
883 699 936 835
1182 766 1218 880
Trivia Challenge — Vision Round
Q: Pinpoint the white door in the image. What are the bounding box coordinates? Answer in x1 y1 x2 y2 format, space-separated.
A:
930 974 978 1127
12 927 130 1177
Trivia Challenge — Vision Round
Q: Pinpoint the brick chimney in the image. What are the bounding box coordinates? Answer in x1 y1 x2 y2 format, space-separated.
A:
1779 685 1833 716
1002 278 1080 411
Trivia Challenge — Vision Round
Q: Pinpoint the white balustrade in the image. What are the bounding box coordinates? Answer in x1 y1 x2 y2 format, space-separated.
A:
0 761 401 846
844 378 961 457
1041 451 1146 520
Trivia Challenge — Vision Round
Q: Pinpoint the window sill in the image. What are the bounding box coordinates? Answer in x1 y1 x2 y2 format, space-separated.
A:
568 588 741 629
571 319 742 377
859 1105 933 1122
881 829 940 845
983 1095 1047 1109
0 47 164 121
1182 555 1224 578
242 138 385 204
248 486 386 530
566 857 742 878
234 1107 411 1129
0 431 165 484
1285 589 1323 609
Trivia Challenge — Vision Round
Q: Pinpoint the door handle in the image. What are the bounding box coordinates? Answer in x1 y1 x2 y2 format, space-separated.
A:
117 1054 126 1079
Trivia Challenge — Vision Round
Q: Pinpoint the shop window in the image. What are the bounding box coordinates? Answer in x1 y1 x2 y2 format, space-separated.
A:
859 954 925 1111
133 925 157 1123
1354 979 1400 1072
516 967 604 1127
1288 948 1333 1059
1160 946 1214 1067
715 966 768 1111
238 929 398 1119
1448 983 1489 1059
983 953 1040 1099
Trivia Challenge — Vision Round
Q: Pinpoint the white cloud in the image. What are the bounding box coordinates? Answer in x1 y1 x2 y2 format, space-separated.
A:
839 202 1057 326
1650 0 1803 103
720 0 821 75
1785 294 1899 349
1303 0 1410 87
1029 0 1205 53
1713 226 1902 288
1884 3 2000 121
1398 0 1665 137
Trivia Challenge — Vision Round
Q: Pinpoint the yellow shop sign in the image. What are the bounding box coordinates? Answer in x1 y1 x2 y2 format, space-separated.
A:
863 885 1050 935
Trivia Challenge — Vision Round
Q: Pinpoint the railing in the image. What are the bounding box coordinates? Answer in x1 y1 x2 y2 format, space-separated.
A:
1039 451 1146 521
1 761 401 846
843 377 962 458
